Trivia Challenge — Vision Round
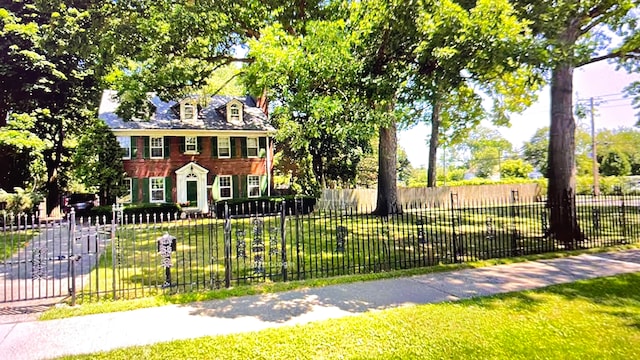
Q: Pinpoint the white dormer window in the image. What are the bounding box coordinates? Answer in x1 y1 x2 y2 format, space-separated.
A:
181 100 197 123
226 100 243 124
230 104 240 122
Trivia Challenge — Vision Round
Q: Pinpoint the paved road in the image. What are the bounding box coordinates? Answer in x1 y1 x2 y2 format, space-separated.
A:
1 249 640 360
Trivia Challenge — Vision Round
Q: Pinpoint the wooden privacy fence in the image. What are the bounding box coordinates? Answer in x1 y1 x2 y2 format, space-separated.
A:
318 183 542 210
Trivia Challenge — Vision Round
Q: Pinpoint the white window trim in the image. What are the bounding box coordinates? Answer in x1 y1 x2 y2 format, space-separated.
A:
182 101 197 122
247 137 259 158
150 177 165 203
120 178 132 203
118 136 131 159
229 103 241 123
218 137 231 159
150 136 164 159
185 136 198 154
219 175 232 200
247 175 261 198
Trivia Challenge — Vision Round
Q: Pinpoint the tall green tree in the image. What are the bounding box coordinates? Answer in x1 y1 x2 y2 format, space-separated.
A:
348 0 423 215
0 1 102 214
101 0 329 118
596 128 640 174
411 0 541 188
600 150 631 176
514 0 640 246
244 20 375 194
523 126 594 177
73 121 125 206
462 127 513 178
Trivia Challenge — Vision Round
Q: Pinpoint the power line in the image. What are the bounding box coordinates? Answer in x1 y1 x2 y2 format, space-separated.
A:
585 92 628 100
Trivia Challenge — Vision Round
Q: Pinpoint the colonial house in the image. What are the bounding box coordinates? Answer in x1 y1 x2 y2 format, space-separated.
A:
98 90 275 213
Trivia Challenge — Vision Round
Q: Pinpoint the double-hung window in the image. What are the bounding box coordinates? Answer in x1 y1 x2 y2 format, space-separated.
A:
218 137 231 158
247 137 259 158
150 177 165 202
150 137 164 159
219 175 232 199
247 175 261 197
185 136 198 154
117 136 131 159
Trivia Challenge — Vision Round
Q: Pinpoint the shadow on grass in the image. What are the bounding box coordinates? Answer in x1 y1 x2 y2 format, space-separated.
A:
465 272 640 330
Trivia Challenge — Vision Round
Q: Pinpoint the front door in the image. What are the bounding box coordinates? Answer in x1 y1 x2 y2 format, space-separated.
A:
186 180 198 207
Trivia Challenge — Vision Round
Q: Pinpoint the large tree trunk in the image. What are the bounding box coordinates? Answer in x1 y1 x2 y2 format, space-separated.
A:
548 61 582 248
44 125 65 216
373 120 399 215
427 99 441 187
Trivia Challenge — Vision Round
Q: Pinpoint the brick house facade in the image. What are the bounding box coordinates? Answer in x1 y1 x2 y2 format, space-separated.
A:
98 90 274 213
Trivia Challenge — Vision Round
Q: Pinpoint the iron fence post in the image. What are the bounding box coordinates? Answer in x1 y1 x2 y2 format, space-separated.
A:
450 193 459 263
620 196 627 243
68 209 76 302
295 196 301 279
511 190 520 256
280 200 288 282
223 202 232 288
111 204 117 300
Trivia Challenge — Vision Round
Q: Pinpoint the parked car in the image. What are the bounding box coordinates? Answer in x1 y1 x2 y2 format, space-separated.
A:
64 194 97 214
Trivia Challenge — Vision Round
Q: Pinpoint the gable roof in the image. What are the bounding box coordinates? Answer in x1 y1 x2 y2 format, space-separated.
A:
98 90 274 132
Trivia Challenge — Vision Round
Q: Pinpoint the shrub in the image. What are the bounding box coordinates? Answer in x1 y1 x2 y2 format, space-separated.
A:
89 203 181 220
0 187 43 214
213 196 317 217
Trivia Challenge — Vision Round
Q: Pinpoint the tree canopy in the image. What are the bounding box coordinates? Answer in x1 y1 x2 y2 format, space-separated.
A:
512 0 640 246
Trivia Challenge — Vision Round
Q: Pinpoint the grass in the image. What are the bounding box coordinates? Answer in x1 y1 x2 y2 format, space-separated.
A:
74 200 639 303
0 229 38 261
57 271 640 359
40 243 640 320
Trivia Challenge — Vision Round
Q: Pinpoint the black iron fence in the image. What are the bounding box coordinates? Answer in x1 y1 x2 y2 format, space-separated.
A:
2 192 640 303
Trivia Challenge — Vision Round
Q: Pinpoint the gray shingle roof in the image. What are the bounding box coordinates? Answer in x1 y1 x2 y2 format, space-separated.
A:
98 90 274 131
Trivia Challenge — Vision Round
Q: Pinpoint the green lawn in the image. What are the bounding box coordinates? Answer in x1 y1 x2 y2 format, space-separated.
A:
60 272 640 359
70 199 640 302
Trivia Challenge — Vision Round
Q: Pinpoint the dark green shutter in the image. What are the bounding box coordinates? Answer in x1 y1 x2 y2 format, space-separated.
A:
164 137 170 159
143 137 149 159
197 137 203 153
165 176 172 202
241 175 248 197
232 175 240 198
142 178 149 202
260 175 268 196
241 138 248 158
131 178 139 203
259 137 267 157
211 175 220 201
211 137 218 158
131 136 139 158
230 138 237 158
179 137 185 153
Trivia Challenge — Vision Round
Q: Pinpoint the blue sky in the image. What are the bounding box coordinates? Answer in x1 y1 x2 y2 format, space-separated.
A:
399 61 640 168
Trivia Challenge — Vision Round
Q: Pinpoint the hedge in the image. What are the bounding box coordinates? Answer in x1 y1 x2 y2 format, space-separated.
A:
213 196 316 217
88 203 181 220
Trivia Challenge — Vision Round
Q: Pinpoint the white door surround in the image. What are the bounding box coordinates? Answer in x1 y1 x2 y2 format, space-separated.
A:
175 162 209 213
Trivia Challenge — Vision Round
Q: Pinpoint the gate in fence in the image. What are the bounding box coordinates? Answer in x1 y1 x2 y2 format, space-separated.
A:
0 210 111 304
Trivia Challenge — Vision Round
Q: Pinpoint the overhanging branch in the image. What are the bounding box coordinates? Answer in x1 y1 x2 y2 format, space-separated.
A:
578 49 640 67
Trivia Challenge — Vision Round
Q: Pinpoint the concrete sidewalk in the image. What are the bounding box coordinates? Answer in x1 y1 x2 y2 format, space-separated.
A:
2 249 640 360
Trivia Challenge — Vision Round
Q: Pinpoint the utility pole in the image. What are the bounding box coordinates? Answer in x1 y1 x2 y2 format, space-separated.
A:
591 97 600 196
